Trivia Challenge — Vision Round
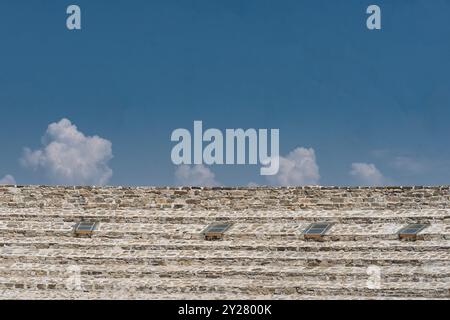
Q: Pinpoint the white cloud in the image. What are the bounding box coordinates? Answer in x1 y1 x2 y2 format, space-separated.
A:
267 147 320 186
350 163 385 186
391 156 426 175
0 175 16 185
174 165 219 186
21 118 113 186
372 150 427 176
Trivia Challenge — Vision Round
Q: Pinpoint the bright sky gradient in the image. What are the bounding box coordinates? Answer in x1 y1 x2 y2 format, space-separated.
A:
1 0 450 186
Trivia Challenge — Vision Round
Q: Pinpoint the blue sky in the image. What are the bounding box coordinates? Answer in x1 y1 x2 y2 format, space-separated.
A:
1 0 450 186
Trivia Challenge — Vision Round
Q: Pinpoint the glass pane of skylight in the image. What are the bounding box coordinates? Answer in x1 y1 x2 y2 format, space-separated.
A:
307 228 325 234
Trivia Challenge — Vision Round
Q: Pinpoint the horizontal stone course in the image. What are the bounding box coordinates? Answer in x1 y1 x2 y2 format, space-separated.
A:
0 186 449 210
0 290 445 300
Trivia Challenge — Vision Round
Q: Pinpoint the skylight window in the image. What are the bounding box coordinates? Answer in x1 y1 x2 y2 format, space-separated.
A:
303 223 333 239
73 221 98 237
202 222 233 241
398 224 428 240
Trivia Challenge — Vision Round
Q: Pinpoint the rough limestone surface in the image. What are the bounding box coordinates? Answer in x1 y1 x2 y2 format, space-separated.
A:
0 185 449 300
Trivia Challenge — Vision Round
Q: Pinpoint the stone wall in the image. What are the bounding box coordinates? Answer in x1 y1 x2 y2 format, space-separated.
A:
0 185 449 299
0 186 449 210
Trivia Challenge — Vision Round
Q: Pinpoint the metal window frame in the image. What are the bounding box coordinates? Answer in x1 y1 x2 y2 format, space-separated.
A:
303 222 334 239
74 221 98 236
202 222 233 240
398 223 428 239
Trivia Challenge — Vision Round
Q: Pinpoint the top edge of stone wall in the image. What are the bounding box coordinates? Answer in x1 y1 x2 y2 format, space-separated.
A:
0 185 449 210
1 185 450 190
